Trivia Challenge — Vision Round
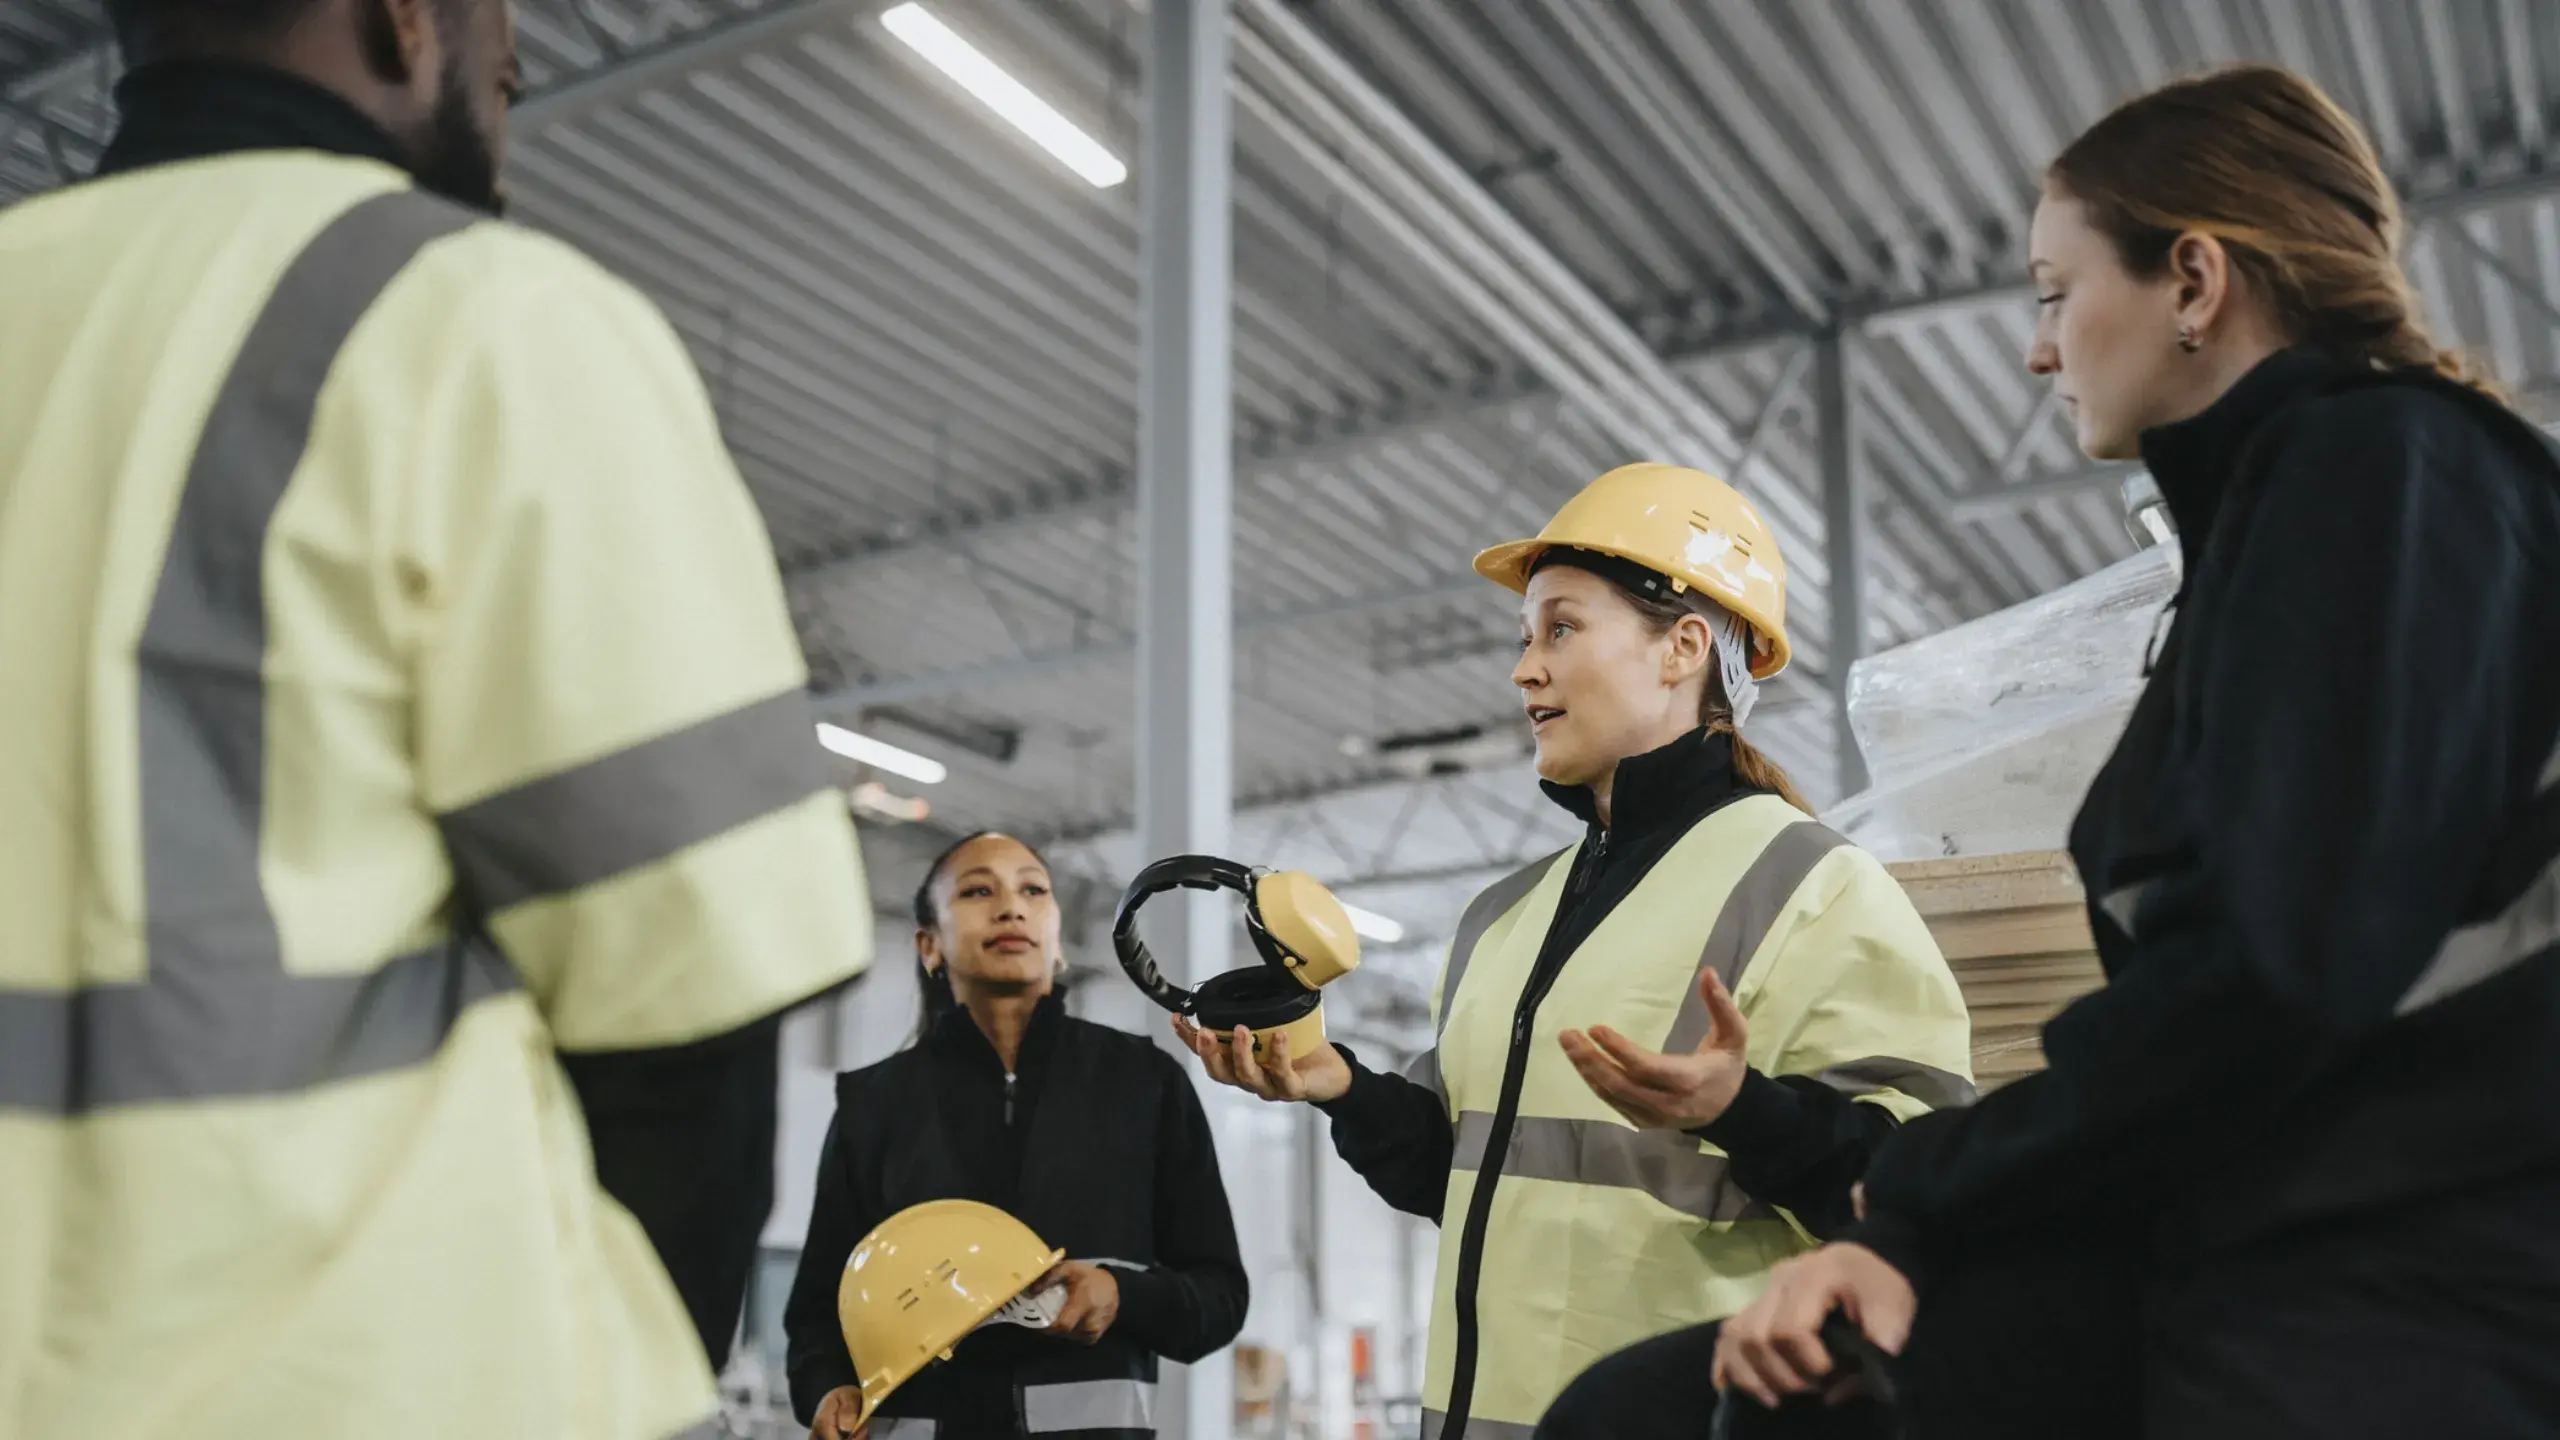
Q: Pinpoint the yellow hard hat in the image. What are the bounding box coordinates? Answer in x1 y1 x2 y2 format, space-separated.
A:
838 1200 1065 1415
1474 462 1792 679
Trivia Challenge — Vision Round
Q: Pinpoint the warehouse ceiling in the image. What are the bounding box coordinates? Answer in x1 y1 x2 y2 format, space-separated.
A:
13 0 2560 970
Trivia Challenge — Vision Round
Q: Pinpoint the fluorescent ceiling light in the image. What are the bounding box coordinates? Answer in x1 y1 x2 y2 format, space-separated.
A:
1341 903 1406 945
817 722 949 785
880 3 1129 188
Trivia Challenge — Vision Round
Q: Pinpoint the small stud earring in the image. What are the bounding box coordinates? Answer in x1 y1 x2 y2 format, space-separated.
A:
2177 323 2201 353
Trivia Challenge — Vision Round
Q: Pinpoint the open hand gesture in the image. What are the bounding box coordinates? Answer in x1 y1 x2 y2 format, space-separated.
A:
1557 968 1750 1130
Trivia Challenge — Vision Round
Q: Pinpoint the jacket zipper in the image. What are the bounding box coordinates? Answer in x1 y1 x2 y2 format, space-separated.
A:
1440 825 1608 1435
1004 1072 1017 1128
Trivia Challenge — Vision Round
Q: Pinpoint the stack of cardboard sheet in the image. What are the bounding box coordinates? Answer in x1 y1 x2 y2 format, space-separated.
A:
1886 850 2106 1090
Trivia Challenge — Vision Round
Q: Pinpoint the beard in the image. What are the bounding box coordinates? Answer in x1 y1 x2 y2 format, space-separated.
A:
411 51 504 216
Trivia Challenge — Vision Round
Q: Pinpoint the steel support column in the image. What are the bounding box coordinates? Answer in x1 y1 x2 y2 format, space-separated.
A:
1137 2 1234 1435
1816 328 1869 799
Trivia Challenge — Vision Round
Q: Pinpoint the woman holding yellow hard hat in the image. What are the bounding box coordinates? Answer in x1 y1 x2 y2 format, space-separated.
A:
1176 463 1975 1437
786 831 1247 1439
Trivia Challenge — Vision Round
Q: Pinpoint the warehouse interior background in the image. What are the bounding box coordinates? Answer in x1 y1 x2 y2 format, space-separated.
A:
12 1 2560 1435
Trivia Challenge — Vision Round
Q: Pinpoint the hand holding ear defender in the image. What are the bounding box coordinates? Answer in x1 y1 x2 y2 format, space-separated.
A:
1113 855 1361 1056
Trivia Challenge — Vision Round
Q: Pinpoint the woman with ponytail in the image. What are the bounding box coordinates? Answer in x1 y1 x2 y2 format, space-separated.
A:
783 832 1247 1439
1582 64 2560 1440
1176 463 1977 1437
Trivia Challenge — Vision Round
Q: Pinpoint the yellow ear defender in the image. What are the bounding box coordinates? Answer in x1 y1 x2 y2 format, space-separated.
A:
1112 855 1361 1056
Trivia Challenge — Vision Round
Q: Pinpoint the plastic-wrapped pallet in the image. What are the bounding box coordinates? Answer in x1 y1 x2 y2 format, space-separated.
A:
1817 544 2178 1086
1823 545 2179 863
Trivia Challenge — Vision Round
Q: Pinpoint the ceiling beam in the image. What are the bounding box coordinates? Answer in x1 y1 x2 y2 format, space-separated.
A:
512 0 858 131
779 361 1557 591
1225 0 1845 646
1944 461 2137 521
813 572 1494 710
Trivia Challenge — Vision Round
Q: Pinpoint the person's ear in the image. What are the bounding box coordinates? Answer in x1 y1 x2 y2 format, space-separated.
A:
916 929 942 971
1661 612 1713 690
2168 231 2236 345
355 0 445 89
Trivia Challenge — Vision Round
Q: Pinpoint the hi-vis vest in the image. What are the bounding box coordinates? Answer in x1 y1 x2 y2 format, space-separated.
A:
0 156 872 1439
1410 795 1974 1438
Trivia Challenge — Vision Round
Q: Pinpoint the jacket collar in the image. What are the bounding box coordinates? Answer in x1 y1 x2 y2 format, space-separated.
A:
2138 345 2354 567
931 990 1067 1075
1542 725 1746 837
95 59 410 181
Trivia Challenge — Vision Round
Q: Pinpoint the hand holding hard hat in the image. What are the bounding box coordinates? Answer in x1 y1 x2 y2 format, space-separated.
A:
826 1199 1069 1437
1040 1259 1122 1343
1558 967 1753 1131
808 1387 870 1440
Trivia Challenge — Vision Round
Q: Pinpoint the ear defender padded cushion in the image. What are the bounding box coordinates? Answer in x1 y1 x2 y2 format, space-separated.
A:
1188 965 1321 1033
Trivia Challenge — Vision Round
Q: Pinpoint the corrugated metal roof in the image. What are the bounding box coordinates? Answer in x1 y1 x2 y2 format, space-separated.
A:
8 0 2560 943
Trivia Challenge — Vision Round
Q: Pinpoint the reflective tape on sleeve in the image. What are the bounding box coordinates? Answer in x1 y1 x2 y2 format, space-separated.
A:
1813 1055 1978 1110
436 686 832 915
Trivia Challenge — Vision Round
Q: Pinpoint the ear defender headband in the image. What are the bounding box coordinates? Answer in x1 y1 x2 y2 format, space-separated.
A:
1113 856 1362 1055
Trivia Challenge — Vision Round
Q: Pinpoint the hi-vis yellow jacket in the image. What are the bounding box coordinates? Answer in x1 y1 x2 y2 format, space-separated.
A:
0 156 871 1439
1412 794 1974 1438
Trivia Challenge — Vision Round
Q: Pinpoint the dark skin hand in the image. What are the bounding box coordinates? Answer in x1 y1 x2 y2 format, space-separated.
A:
807 1387 868 1440
1038 1260 1121 1344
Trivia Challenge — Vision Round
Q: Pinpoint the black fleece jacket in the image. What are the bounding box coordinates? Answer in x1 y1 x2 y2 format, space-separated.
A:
1853 347 2560 1285
783 996 1247 1427
1315 727 1898 1239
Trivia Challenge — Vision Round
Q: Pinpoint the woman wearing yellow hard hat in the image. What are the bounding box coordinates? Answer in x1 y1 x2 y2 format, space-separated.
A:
1176 462 1975 1437
784 832 1248 1439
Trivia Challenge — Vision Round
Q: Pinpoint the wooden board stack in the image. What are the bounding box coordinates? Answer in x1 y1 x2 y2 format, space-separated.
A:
1886 851 2108 1090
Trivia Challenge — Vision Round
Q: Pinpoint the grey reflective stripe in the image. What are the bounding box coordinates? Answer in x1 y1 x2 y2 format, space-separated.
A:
438 686 830 913
1663 820 1849 1051
872 1420 940 1440
2398 856 2560 1015
1436 851 1567 1041
0 935 518 1114
2395 735 2560 1014
1450 1111 1771 1223
1420 1407 1536 1439
0 189 515 1117
1023 1378 1155 1433
1084 1256 1148 1271
1402 1044 1444 1102
1815 1055 1978 1110
2099 878 2159 939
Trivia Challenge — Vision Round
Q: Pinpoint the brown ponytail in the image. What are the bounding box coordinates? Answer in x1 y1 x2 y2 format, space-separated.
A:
2048 63 2503 402
1706 705 1814 816
1579 568 1817 816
